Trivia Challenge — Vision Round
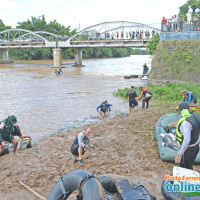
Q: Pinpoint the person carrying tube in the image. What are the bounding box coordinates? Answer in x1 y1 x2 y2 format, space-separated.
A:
175 102 200 170
97 101 113 118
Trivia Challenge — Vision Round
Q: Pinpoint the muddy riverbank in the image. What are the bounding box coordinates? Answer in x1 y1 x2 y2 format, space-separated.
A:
1 104 199 200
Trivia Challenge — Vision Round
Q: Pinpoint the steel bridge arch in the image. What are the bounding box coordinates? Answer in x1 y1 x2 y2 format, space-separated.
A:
25 31 58 41
0 29 49 42
68 21 161 41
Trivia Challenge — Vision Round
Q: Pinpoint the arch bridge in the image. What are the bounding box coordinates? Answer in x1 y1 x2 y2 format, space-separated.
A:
0 21 160 66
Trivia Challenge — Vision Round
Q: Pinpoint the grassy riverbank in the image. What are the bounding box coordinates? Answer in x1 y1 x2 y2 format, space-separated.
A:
113 83 200 107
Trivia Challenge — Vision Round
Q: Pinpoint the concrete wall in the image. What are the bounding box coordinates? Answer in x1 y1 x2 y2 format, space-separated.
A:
160 31 200 43
150 39 200 83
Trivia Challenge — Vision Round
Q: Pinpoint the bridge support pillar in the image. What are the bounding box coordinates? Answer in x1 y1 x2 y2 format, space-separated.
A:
52 48 62 67
75 49 83 67
2 49 10 63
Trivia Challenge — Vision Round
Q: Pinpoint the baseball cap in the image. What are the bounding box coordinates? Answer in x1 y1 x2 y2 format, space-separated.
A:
178 102 190 111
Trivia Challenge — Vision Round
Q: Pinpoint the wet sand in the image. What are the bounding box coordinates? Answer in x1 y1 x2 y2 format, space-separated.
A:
2 104 200 199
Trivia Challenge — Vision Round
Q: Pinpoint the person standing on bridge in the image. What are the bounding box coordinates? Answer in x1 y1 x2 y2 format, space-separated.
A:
121 31 124 39
179 15 184 32
162 16 167 32
173 15 178 32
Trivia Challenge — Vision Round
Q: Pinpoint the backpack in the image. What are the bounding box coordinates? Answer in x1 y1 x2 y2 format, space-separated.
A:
148 91 153 95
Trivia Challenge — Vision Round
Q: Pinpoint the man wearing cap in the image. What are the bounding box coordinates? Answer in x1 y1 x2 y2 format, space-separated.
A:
126 86 139 113
0 115 19 156
175 102 200 169
181 90 197 104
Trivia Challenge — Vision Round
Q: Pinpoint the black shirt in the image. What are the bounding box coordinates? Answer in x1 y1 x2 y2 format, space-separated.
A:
127 90 137 100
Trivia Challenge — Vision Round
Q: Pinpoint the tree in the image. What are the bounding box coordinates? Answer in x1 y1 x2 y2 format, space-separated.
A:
146 34 160 55
0 19 11 31
179 0 200 20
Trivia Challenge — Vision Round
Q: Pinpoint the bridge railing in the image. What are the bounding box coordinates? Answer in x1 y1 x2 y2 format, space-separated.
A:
161 21 200 32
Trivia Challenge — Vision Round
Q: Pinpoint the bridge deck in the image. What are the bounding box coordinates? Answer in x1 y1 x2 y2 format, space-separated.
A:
0 39 150 49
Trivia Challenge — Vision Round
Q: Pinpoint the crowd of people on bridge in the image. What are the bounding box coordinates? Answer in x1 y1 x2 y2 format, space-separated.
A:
91 30 160 40
161 14 199 32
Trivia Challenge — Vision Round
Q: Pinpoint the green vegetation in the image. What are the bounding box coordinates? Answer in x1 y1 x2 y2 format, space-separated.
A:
179 0 200 20
150 40 200 83
130 48 149 55
0 20 11 31
82 48 131 59
113 83 200 106
146 34 160 55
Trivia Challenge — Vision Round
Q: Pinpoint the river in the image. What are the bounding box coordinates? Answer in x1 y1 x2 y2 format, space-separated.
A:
0 55 152 141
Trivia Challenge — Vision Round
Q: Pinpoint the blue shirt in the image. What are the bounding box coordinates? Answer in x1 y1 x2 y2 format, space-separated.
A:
97 103 112 112
183 92 194 104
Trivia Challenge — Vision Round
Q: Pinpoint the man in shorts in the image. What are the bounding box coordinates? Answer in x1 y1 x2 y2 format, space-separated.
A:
70 127 92 165
126 86 139 113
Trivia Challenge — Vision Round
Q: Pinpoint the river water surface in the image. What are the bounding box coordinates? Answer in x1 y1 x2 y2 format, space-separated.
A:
0 55 152 141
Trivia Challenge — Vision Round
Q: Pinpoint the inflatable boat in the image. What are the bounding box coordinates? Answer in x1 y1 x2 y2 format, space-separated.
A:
161 167 200 199
155 113 200 163
99 174 156 200
124 75 131 79
47 170 156 200
130 74 138 78
175 103 200 111
141 75 148 80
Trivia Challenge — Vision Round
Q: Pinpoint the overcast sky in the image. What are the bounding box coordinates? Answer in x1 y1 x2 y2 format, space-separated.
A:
1 0 187 30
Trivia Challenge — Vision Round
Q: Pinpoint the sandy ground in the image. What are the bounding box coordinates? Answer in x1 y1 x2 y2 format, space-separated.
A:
1 104 200 200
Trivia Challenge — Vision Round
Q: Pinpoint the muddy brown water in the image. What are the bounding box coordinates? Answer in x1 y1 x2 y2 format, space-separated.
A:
0 55 152 141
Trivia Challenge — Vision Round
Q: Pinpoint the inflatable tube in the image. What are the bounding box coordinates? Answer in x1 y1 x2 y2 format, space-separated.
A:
124 76 131 79
161 180 200 200
47 170 104 200
130 74 138 78
155 113 200 163
0 146 9 157
99 174 156 200
175 104 200 111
